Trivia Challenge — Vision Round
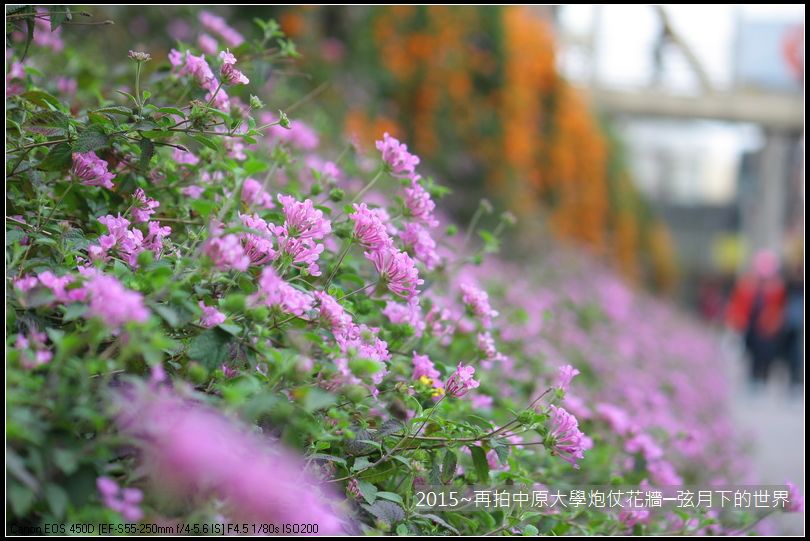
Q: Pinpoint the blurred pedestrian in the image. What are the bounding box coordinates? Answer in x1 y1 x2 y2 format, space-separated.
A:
781 259 804 394
725 250 786 389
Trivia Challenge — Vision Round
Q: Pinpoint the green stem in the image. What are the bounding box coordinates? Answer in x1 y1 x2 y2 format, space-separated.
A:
323 239 353 289
351 168 384 204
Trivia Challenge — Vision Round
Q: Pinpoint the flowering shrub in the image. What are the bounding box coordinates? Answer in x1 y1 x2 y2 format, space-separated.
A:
5 7 801 536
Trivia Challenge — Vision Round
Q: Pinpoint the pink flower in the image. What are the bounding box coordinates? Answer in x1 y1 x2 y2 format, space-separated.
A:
96 477 143 523
251 267 313 317
382 298 425 336
199 11 245 47
444 363 479 398
262 114 319 150
647 459 682 486
785 481 804 512
349 203 393 250
624 432 664 462
33 9 63 51
13 275 39 292
400 222 440 269
238 213 276 266
546 405 587 468
471 394 494 410
220 53 249 86
274 231 324 276
181 185 204 199
131 188 159 223
198 33 219 55
276 194 331 240
403 180 438 227
113 385 344 532
172 147 200 166
365 249 423 299
375 132 420 178
314 291 352 334
71 152 115 190
84 274 150 328
618 508 650 529
15 330 52 369
412 353 442 387
203 232 250 272
56 76 77 96
460 283 498 328
241 178 275 209
555 364 580 393
199 301 226 328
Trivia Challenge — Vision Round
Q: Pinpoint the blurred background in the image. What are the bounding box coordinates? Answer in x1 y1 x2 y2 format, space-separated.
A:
30 4 805 531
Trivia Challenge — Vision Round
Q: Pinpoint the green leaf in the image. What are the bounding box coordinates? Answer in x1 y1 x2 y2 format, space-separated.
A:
73 126 109 153
362 500 405 526
93 105 134 117
415 513 460 535
469 445 490 483
61 303 88 322
375 491 404 505
23 110 70 136
52 448 79 475
45 483 69 518
38 142 73 171
187 328 232 370
357 480 378 504
138 139 155 171
8 483 35 517
351 456 371 472
22 90 63 110
191 134 219 151
48 5 71 31
440 449 458 484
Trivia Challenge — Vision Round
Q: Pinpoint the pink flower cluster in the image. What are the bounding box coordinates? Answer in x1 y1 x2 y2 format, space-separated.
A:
199 10 245 47
399 222 440 270
262 114 320 150
238 213 276 266
219 49 249 86
546 405 588 468
555 364 580 393
168 48 228 110
203 222 250 272
314 291 352 335
349 203 393 251
90 214 171 267
272 194 331 276
403 180 439 227
365 248 423 300
241 178 275 209
14 271 85 305
15 330 52 369
412 353 443 390
114 385 344 532
84 274 150 328
383 298 426 336
332 323 391 389
376 132 420 178
132 188 159 223
251 267 313 317
199 301 226 328
444 363 480 398
460 283 498 328
96 477 143 522
71 152 116 190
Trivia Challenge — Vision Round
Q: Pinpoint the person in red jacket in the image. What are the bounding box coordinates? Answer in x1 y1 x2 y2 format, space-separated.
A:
726 250 786 386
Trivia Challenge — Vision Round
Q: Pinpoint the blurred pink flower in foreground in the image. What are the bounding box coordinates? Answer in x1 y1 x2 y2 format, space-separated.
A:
114 385 345 533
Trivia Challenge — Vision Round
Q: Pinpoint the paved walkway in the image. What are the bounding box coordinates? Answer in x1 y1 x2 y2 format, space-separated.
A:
722 333 805 534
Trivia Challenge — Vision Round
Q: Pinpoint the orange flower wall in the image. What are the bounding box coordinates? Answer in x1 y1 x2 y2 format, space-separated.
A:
277 6 677 291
